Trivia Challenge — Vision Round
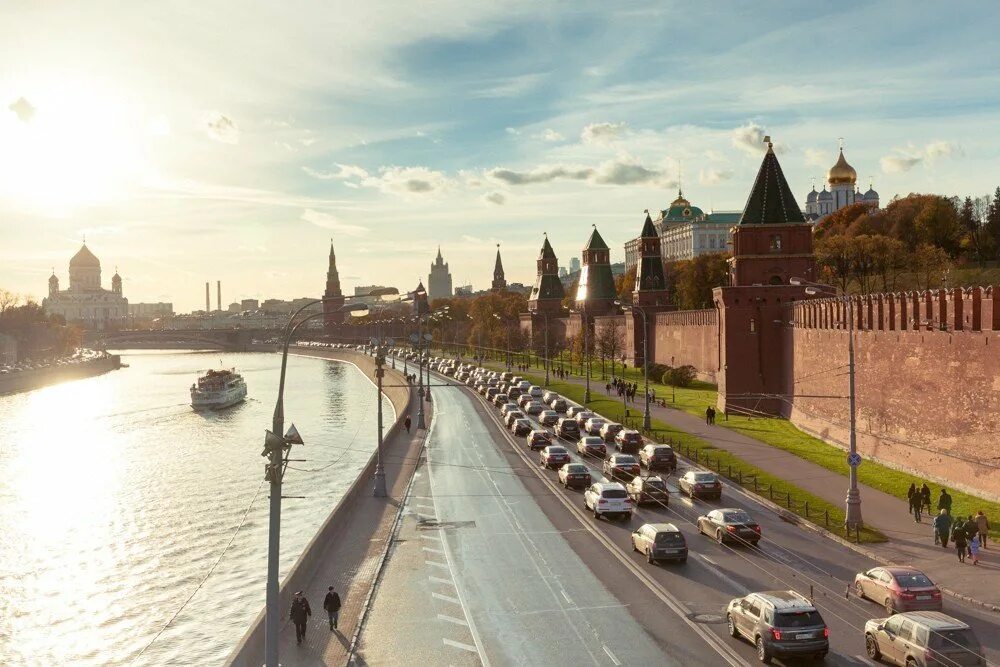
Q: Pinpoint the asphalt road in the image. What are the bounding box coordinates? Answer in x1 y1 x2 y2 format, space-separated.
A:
356 363 1000 667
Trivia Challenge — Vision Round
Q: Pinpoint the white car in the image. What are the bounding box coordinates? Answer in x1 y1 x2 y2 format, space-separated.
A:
539 410 560 426
542 390 560 404
583 417 606 436
528 385 544 398
583 482 632 521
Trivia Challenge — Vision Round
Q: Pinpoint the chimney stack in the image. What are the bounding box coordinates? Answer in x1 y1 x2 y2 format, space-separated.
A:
205 282 210 313
217 281 221 312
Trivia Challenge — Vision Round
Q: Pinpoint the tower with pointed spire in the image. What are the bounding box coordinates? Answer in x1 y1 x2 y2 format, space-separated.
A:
491 245 507 292
633 211 670 307
528 234 565 314
574 226 617 315
428 246 453 302
323 240 346 330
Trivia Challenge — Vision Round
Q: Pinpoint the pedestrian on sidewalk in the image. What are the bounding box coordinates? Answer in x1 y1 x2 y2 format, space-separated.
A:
709 407 716 425
970 534 981 565
933 510 952 548
324 586 341 630
920 484 932 513
952 524 968 563
907 483 916 506
404 415 412 433
963 515 977 558
290 591 312 644
606 382 611 395
976 510 990 548
937 488 953 515
909 489 923 523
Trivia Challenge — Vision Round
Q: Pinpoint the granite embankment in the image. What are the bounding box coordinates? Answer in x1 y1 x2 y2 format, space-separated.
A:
0 355 121 395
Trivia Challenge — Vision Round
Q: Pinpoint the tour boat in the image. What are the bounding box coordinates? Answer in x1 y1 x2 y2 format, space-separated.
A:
190 368 247 410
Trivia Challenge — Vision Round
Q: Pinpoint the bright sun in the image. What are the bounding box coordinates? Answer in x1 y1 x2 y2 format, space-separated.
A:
0 78 150 214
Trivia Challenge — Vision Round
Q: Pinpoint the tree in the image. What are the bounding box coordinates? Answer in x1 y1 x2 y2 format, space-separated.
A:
615 266 636 305
987 187 1000 261
662 365 697 388
595 318 624 379
674 252 729 310
913 195 961 255
913 243 951 290
815 236 854 293
867 235 907 292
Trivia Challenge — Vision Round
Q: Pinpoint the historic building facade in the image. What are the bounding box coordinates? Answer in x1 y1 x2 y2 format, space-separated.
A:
43 244 128 330
804 146 880 221
427 247 453 302
322 241 346 330
491 245 507 292
625 192 741 269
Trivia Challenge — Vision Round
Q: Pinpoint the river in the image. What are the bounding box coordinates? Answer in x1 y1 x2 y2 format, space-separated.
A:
0 350 389 666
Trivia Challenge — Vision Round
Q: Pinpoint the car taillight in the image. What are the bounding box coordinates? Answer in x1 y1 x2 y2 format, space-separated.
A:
823 627 829 638
726 526 736 532
770 629 782 640
900 591 916 600
931 590 941 598
752 525 761 533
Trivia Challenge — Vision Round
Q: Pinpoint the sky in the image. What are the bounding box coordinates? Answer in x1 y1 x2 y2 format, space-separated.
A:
2 1 999 312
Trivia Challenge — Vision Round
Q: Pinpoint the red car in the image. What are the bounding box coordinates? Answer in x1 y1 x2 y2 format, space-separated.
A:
614 430 644 454
540 445 571 469
854 566 943 614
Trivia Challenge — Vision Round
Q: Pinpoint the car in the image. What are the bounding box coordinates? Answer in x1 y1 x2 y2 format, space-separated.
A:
604 454 641 482
539 410 561 426
679 470 722 500
493 393 509 407
507 387 524 400
526 430 553 450
599 422 624 442
500 402 520 417
558 463 592 489
528 385 544 398
864 611 984 667
614 429 644 454
542 390 560 403
584 482 632 521
576 436 607 458
574 411 596 428
504 411 525 428
566 405 587 419
697 508 761 546
525 401 545 415
627 476 670 506
556 417 580 439
583 417 607 436
485 387 500 400
550 398 568 413
631 523 687 564
854 566 943 615
539 445 571 469
517 394 534 409
511 418 532 436
501 372 514 381
726 590 829 664
639 444 677 473
516 380 532 391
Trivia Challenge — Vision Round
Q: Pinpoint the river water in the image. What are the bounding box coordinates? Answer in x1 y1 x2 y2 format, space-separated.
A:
0 350 389 666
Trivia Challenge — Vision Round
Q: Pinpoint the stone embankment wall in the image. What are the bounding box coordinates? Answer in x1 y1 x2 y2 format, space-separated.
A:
226 348 412 666
789 288 1000 500
0 355 121 395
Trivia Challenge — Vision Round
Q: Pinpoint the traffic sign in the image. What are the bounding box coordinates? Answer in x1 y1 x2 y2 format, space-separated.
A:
847 452 862 467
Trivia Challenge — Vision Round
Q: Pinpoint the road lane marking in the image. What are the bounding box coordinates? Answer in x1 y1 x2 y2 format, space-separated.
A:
603 645 622 666
560 589 573 604
429 576 455 586
443 638 479 653
432 592 462 605
426 560 449 569
437 613 469 627
692 553 750 595
700 554 718 566
422 546 445 555
420 533 442 542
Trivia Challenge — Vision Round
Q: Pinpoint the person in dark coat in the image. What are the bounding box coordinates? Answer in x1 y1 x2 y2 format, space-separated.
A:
952 523 968 563
933 510 952 548
705 406 713 426
920 484 932 513
963 515 977 557
909 489 923 523
907 483 916 505
323 586 342 631
404 415 412 433
290 591 312 644
937 489 953 514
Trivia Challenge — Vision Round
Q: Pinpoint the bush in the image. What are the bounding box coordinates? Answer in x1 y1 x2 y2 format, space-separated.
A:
647 363 670 379
663 365 697 387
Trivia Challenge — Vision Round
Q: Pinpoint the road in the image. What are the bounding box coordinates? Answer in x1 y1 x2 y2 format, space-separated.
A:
355 364 1000 666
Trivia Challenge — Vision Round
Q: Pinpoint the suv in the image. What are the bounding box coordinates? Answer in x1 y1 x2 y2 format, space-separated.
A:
525 401 545 415
526 430 552 451
542 390 560 404
539 445 571 469
604 454 640 482
539 410 561 426
576 436 607 458
626 476 670 506
517 394 534 409
550 398 568 413
584 482 632 521
726 591 829 663
566 405 587 419
556 417 580 439
614 430 644 454
864 611 984 667
599 422 624 442
639 444 677 473
504 411 525 428
511 418 532 437
631 523 687 564
583 417 607 436
500 402 520 417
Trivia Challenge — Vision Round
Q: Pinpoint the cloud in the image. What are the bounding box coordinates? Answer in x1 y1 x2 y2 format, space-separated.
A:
472 72 546 98
581 121 629 145
731 122 787 155
505 127 520 136
204 112 239 144
803 148 829 168
880 141 962 173
699 168 734 185
486 156 672 188
482 191 506 205
535 128 564 142
8 97 35 123
301 209 368 236
302 164 370 181
366 166 448 195
487 165 594 185
592 158 663 185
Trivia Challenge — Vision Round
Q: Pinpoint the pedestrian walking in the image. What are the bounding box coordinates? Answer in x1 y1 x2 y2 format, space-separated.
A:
920 484 932 513
970 534 981 565
975 510 990 548
937 488 953 515
404 415 412 433
964 515 977 558
605 382 611 395
907 483 916 505
705 406 713 426
909 489 923 523
952 524 968 563
324 586 342 630
290 591 312 644
933 510 952 548
709 407 716 425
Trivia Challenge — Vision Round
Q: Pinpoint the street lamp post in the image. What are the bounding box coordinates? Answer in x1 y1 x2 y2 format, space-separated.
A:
791 277 862 530
580 308 591 403
633 305 652 430
543 313 550 385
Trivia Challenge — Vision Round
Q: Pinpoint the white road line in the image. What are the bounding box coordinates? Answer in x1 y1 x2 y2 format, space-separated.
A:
426 560 449 569
416 503 436 510
437 613 470 627
419 533 442 542
432 592 462 605
692 553 750 596
428 576 455 586
700 554 718 566
560 589 573 604
602 645 622 666
443 638 479 653
422 546 446 555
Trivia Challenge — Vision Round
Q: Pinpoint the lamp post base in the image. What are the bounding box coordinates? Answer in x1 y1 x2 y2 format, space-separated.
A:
642 411 651 430
373 467 387 497
416 387 426 430
845 488 863 529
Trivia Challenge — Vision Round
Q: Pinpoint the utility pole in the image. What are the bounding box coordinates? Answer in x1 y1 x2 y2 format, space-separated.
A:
416 317 426 430
372 323 388 498
845 295 862 529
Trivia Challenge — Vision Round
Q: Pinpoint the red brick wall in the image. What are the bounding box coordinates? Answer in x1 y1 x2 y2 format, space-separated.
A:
651 309 719 382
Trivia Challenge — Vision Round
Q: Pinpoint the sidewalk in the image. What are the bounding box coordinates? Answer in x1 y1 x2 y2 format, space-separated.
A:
542 369 1000 611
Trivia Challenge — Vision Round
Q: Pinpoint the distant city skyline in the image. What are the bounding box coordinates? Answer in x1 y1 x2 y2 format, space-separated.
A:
2 2 998 310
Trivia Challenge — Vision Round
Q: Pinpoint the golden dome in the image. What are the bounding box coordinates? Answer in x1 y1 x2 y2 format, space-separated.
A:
827 149 857 185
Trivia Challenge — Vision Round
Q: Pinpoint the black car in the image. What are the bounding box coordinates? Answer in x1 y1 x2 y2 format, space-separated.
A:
511 418 532 437
556 417 580 439
558 463 592 489
678 470 722 500
726 591 829 663
639 444 677 473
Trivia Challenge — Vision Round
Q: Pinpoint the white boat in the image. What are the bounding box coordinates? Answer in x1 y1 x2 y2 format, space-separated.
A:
190 368 247 410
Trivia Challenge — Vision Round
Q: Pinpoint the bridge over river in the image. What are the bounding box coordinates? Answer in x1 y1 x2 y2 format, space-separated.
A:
86 328 273 350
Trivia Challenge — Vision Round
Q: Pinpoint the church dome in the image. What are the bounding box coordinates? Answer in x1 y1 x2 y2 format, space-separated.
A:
827 149 857 185
864 187 879 200
806 186 818 203
817 187 833 201
70 243 101 268
49 272 58 284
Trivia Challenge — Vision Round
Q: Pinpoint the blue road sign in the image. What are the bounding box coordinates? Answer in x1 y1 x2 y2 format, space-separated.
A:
847 452 862 467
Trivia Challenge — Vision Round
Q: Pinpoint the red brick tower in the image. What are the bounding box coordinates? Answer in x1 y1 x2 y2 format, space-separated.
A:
323 240 346 331
628 210 674 367
528 234 565 314
575 226 617 315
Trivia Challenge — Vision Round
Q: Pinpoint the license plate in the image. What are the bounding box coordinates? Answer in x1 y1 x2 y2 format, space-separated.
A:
796 632 813 640
916 595 931 600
